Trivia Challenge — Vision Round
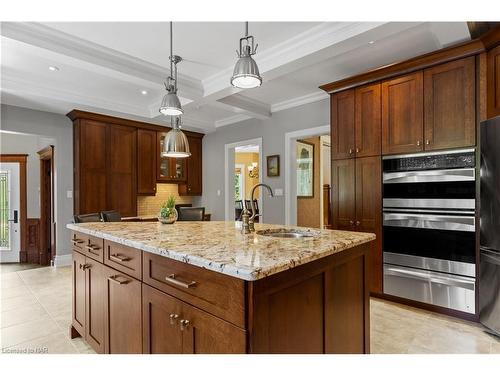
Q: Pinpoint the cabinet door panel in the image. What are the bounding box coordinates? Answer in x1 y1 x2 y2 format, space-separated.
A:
179 136 202 196
331 159 355 231
355 156 382 293
85 258 105 353
142 284 183 354
79 120 107 214
355 83 381 157
424 57 476 150
382 72 423 154
487 45 500 119
107 125 137 217
104 266 142 354
181 301 246 354
72 251 86 337
331 90 355 160
157 132 187 182
137 129 157 195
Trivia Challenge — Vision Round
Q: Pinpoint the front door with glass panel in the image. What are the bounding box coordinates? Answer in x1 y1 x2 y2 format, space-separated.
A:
0 163 21 263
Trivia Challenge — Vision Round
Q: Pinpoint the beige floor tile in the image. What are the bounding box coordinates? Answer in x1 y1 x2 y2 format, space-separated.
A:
3 332 78 354
0 285 32 300
0 263 43 274
490 341 500 354
0 276 25 289
0 293 39 312
50 311 72 332
70 337 96 354
0 315 61 348
1 303 49 329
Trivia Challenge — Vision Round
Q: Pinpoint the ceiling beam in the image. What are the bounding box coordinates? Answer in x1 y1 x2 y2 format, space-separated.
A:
216 94 271 120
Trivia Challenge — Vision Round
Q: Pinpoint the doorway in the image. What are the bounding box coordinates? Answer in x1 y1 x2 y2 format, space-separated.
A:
38 146 54 266
0 155 27 264
224 138 263 221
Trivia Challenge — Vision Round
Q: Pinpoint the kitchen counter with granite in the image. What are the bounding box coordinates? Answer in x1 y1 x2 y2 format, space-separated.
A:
67 221 375 281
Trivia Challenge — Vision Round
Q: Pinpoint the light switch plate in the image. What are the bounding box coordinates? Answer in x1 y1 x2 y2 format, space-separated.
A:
274 188 283 196
217 189 221 196
67 190 73 199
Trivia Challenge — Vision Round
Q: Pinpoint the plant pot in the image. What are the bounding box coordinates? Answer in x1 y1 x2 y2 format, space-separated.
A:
158 208 178 224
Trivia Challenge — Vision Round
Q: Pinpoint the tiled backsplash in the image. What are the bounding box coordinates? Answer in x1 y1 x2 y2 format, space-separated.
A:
137 183 192 216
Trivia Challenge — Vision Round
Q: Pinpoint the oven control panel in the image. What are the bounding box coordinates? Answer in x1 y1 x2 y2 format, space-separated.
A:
383 151 475 172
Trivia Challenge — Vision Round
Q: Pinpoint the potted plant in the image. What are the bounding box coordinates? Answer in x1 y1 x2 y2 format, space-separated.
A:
158 195 178 224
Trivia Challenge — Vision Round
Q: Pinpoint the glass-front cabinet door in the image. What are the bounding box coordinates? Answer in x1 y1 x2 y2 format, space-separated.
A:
157 132 186 182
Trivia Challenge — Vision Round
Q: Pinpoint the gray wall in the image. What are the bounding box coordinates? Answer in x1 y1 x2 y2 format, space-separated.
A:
1 104 73 262
193 98 330 224
0 132 55 217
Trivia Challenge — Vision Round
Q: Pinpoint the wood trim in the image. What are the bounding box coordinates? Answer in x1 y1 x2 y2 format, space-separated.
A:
480 25 500 50
320 39 486 94
0 154 27 263
38 145 55 265
26 218 40 264
66 110 204 139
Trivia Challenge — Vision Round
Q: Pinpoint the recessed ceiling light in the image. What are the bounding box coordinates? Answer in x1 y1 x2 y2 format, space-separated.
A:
368 41 375 45
48 66 59 72
141 90 148 95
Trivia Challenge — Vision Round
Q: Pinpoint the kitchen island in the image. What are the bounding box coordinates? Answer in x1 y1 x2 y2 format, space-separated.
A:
67 221 375 354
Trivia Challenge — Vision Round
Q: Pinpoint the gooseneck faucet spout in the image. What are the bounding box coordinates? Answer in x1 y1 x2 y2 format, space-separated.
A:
248 183 274 231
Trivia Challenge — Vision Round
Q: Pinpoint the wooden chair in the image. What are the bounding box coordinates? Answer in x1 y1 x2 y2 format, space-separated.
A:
235 200 244 221
73 213 102 223
178 207 205 221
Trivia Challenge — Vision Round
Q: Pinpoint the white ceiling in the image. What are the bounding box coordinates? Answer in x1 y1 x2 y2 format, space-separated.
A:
0 22 471 133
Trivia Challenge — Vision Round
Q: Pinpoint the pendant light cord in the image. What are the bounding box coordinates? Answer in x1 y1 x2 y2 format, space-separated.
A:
170 22 173 79
245 21 248 37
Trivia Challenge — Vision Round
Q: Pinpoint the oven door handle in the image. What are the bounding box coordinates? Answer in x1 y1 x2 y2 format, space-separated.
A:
383 213 475 232
383 168 475 184
385 267 475 290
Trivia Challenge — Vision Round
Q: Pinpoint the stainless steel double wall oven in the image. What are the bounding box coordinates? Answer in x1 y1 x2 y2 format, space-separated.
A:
382 149 476 314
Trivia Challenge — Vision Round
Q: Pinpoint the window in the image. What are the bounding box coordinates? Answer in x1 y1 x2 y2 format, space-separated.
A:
0 171 10 249
234 167 243 201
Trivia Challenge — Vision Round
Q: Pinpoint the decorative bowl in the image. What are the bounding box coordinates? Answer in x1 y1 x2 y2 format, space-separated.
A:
158 208 178 224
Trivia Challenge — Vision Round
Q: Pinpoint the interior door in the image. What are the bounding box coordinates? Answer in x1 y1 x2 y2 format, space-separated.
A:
0 162 21 263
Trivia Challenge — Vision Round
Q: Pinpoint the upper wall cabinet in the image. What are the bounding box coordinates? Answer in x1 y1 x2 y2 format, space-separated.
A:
179 136 203 196
355 83 381 157
331 89 355 160
423 57 476 150
381 72 424 155
488 45 500 119
157 132 187 183
137 129 157 196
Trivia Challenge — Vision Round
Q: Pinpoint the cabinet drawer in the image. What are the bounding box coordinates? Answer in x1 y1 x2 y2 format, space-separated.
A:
104 240 142 280
71 231 87 253
142 252 245 328
81 234 104 262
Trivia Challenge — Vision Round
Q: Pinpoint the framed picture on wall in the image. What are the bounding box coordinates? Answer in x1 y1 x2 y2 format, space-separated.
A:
266 155 280 177
296 140 314 198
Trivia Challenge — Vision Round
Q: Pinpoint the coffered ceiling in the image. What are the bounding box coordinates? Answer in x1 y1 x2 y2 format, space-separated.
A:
0 22 471 133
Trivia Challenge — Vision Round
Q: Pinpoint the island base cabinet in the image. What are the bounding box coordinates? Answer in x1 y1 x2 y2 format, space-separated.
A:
72 251 86 337
142 284 246 354
104 265 142 354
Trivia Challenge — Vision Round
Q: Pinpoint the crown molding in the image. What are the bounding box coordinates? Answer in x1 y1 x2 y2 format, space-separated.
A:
271 91 329 113
1 22 204 100
214 114 251 128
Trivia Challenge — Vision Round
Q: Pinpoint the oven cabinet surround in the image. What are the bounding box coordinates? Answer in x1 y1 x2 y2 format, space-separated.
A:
68 222 374 354
488 44 500 118
68 110 205 216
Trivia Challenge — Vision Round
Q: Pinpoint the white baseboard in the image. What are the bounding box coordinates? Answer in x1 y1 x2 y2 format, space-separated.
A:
54 254 72 267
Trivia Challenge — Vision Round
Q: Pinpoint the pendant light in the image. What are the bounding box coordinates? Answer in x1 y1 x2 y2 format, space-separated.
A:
230 22 262 89
159 22 183 116
162 117 191 158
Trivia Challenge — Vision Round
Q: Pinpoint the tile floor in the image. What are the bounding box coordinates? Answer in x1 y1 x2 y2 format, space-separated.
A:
1 264 499 354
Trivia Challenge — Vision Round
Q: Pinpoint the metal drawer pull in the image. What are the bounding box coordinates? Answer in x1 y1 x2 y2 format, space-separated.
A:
180 319 190 331
72 239 84 245
165 274 197 289
108 275 130 285
110 253 130 262
86 244 101 254
79 263 91 270
169 313 179 325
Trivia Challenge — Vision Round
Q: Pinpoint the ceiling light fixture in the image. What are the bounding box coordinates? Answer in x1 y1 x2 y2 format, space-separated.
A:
230 22 262 89
141 90 148 95
159 22 183 116
161 117 191 158
48 66 59 72
368 40 375 45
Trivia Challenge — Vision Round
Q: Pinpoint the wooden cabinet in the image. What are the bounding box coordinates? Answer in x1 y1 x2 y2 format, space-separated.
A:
355 83 381 157
142 284 245 354
487 44 500 118
72 251 86 337
424 57 476 150
73 118 137 217
137 129 157 195
331 157 382 293
103 265 142 354
331 89 355 159
179 136 203 196
157 132 186 183
382 72 424 155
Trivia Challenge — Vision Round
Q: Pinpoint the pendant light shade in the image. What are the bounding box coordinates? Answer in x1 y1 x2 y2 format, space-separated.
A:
231 22 262 89
159 22 183 116
161 118 191 158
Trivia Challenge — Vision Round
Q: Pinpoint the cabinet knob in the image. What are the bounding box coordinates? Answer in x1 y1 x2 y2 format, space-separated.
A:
349 220 354 226
425 140 430 145
356 148 360 153
348 148 354 154
417 140 421 146
356 221 361 226
169 313 179 325
180 319 190 331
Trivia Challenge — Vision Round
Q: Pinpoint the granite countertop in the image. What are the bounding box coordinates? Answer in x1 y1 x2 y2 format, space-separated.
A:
66 221 375 281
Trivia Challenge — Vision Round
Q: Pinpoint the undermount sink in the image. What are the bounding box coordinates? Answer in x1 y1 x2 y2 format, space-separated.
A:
256 228 320 239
